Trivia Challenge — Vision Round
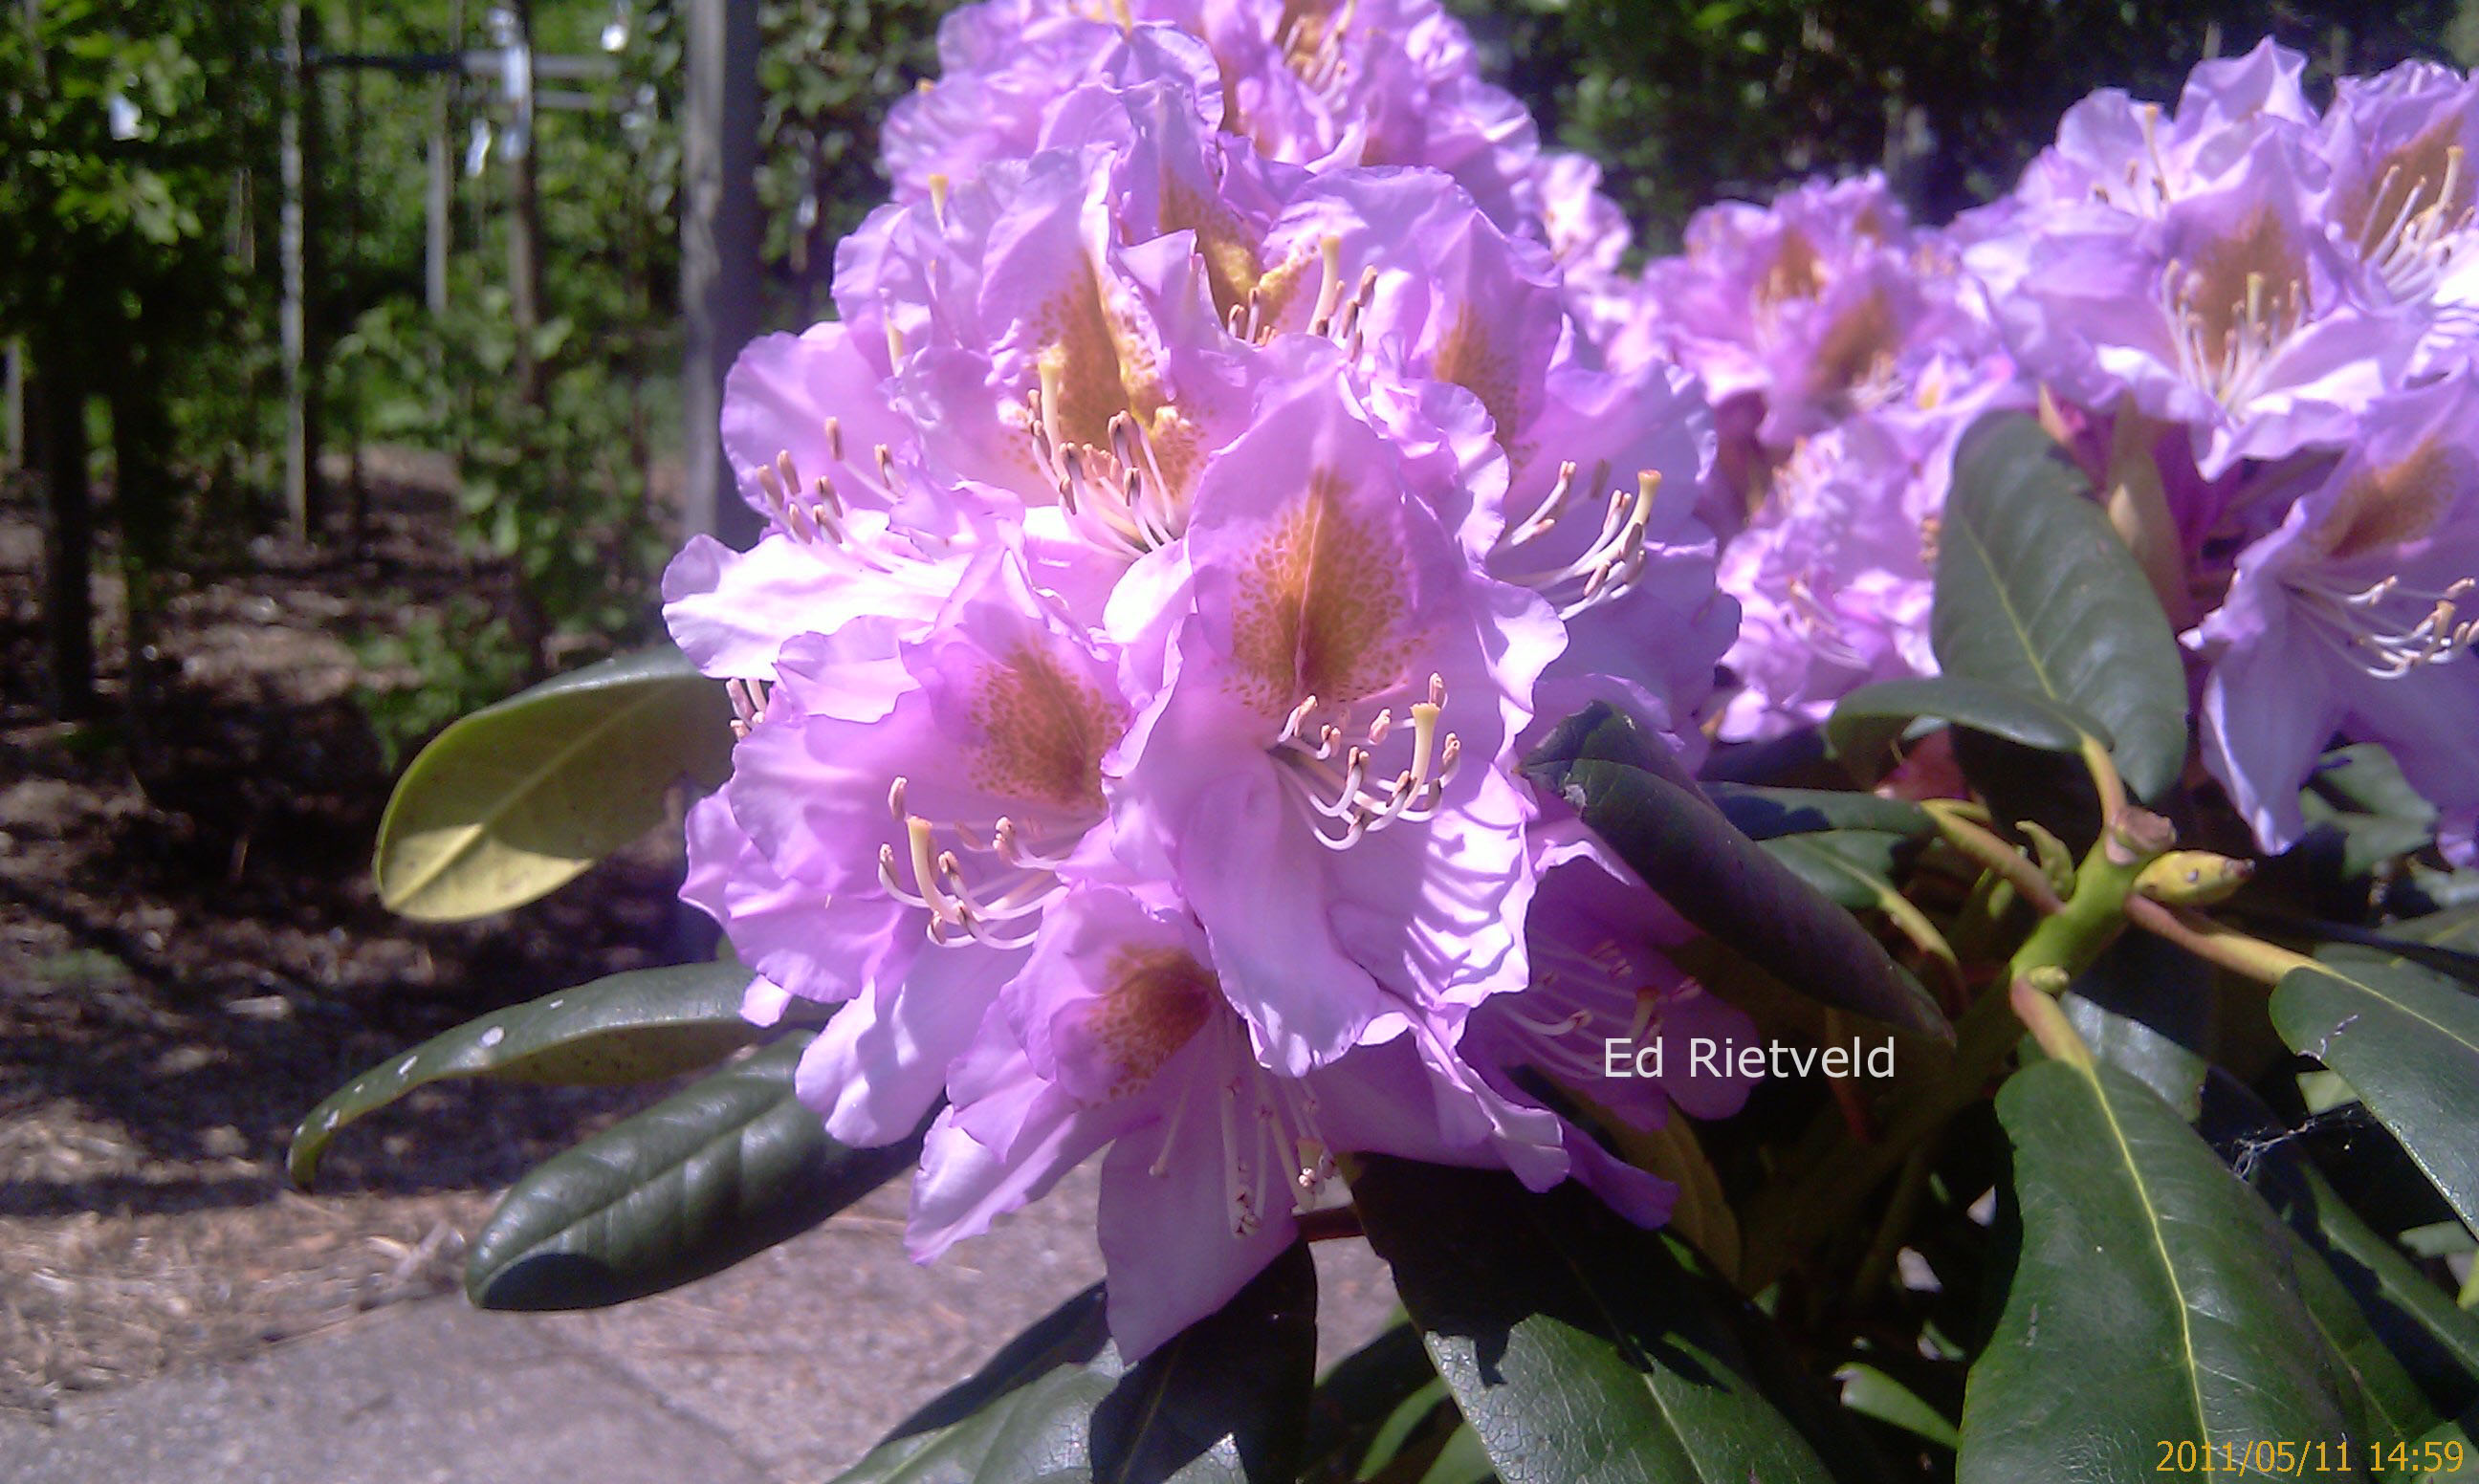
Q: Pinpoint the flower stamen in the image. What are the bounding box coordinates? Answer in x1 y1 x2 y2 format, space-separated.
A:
1274 676 1461 849
2293 570 2478 677
725 678 772 739
2358 145 2471 304
1503 470 1664 618
2157 260 2305 412
1168 1013 1332 1234
876 777 1069 948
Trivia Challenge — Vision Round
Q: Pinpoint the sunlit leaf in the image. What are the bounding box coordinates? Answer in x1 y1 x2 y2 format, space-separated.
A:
373 645 735 921
2274 948 2479 1237
1959 1061 2363 1480
1825 674 2099 781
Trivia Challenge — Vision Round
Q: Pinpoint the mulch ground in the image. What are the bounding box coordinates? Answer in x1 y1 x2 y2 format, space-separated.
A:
0 450 698 1417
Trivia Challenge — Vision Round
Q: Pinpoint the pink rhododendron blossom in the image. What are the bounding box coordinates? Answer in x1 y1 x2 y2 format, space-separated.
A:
2193 375 2479 864
1240 168 1738 738
1610 172 2020 739
909 880 1698 1354
1108 366 1562 1073
2315 59 2479 323
1532 151 1634 347
1979 130 2417 478
1975 38 2316 240
1468 825 1763 1133
665 63 1746 1356
884 0 1546 238
1960 41 2479 852
1618 174 1939 435
1713 422 1938 741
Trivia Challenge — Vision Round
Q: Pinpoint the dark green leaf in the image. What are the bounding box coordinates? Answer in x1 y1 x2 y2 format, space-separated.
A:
1414 1428 1495 1484
1702 784 1933 841
2397 906 2479 955
1353 1158 1873 1484
2274 949 2479 1236
1344 1377 1455 1484
1824 675 2101 781
1086 1240 1318 1484
373 644 735 920
290 961 765 1188
2058 931 2211 1122
1760 831 1915 910
2408 1413 2476 1481
2245 1143 2469 1436
969 1241 1319 1484
1525 702 1948 1040
1932 413 2189 801
1299 1324 1441 1484
2274 1190 2442 1445
1959 1061 2361 1481
2373 906 2479 990
466 1035 922 1309
832 1288 1111 1484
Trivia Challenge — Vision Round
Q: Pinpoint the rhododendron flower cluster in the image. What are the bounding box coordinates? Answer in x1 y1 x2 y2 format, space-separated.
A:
1593 40 2478 862
1959 39 2479 862
666 0 1748 1356
1602 174 2023 741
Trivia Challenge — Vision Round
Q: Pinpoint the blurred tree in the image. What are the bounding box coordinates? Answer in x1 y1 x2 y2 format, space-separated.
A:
0 0 276 718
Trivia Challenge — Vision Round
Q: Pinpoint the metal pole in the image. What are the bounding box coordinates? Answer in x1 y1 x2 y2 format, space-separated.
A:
433 0 464 316
680 0 761 547
502 0 545 404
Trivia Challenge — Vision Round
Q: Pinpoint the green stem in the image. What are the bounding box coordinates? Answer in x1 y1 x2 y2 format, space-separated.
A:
2079 733 2128 827
1923 800 2064 915
1844 1139 1938 1315
2007 803 2178 989
2122 895 2315 984
2010 975 2094 1069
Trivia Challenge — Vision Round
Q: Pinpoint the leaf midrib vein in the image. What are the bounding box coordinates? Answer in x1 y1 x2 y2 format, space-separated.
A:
384 685 676 906
2084 1066 2214 1452
1954 496 2063 705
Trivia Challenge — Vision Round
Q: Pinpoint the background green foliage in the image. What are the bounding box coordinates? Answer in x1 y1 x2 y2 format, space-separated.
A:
1452 0 2468 248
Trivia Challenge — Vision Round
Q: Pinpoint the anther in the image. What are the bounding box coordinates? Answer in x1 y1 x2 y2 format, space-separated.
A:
754 461 789 513
1280 694 1321 744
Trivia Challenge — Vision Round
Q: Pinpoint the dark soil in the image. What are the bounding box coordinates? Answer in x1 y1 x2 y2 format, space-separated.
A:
0 450 698 1415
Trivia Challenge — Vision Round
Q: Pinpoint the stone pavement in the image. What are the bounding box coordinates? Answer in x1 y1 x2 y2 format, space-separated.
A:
0 1165 1400 1484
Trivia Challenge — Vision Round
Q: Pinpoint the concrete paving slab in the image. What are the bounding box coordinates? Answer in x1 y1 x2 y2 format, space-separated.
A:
0 1161 1401 1484
0 1297 770 1484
